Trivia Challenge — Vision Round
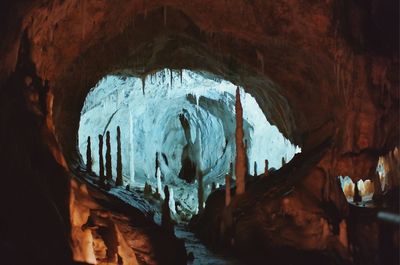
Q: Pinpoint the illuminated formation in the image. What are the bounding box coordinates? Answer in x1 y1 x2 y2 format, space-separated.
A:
235 87 246 195
162 185 174 234
264 159 269 178
105 131 112 181
116 126 123 186
86 136 92 174
1 2 396 263
98 135 105 184
197 168 204 213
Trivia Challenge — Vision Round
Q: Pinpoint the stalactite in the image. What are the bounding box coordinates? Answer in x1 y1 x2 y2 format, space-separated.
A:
225 174 231 206
105 131 112 181
254 161 257 177
155 152 160 179
129 110 135 184
161 185 174 234
180 69 183 85
141 76 145 95
116 126 123 186
235 87 246 195
98 135 105 184
86 136 92 173
170 69 173 89
264 159 269 177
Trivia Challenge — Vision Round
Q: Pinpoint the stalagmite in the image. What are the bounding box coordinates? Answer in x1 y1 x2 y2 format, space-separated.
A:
235 87 246 195
86 136 92 173
225 174 231 206
169 187 176 214
244 139 250 176
372 171 383 202
98 135 105 183
116 126 123 186
353 181 362 203
143 182 152 196
129 110 135 184
264 159 269 177
162 185 174 235
155 152 160 179
282 157 286 166
211 182 217 191
197 168 204 213
105 131 112 181
254 161 257 177
195 126 204 213
156 167 164 199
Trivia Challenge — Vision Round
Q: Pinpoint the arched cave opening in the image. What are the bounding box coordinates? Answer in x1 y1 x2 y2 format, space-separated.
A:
0 1 398 265
77 69 300 221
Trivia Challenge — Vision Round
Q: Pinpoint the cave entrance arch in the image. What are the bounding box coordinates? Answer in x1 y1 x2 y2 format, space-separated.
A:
78 69 300 216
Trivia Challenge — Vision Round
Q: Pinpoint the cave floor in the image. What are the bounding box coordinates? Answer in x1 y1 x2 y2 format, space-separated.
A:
175 225 243 265
80 173 244 264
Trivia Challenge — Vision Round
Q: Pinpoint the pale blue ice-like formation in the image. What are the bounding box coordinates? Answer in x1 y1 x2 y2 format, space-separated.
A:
78 69 300 213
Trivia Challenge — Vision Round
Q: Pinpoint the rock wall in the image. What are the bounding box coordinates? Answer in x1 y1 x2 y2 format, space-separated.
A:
0 0 397 264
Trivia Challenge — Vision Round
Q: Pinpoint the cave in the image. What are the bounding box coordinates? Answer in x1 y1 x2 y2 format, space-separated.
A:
0 1 398 265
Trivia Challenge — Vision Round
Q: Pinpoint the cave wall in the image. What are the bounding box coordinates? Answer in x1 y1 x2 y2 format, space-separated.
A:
0 0 398 264
0 0 396 178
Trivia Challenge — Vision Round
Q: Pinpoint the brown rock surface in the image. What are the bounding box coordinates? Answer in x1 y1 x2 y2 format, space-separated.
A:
0 0 398 264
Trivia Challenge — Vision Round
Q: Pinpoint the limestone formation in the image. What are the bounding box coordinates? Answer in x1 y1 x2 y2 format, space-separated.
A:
105 131 112 181
264 159 269 177
235 87 246 195
98 135 105 183
244 139 250 176
0 1 397 264
129 110 135 184
144 182 152 197
86 136 92 174
155 152 160 179
197 168 204 213
162 185 174 234
116 126 123 186
353 181 362 203
254 161 258 177
156 168 164 199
